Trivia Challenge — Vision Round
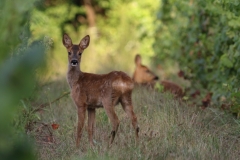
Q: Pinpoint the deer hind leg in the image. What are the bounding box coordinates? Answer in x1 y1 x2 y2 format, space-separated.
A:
102 100 120 146
76 107 86 148
120 93 139 143
87 108 96 147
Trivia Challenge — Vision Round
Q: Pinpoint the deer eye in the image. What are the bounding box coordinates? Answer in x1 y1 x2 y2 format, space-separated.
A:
68 52 71 55
78 53 82 56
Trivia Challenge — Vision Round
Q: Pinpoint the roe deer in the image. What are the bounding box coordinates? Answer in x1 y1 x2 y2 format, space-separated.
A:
62 34 139 147
133 54 183 98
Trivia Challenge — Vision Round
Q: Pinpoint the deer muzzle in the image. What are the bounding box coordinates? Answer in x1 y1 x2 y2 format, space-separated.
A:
71 59 78 66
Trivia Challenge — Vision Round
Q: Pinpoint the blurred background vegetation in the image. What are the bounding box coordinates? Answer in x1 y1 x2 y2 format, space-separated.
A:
0 0 239 159
31 0 158 80
154 0 240 116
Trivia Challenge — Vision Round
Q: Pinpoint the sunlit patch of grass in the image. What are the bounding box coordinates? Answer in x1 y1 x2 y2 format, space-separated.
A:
32 80 240 160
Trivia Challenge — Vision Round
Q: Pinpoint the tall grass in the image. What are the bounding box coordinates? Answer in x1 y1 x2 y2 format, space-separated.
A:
32 79 240 160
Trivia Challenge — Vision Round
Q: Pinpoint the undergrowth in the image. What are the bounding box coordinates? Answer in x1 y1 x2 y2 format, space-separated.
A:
31 79 240 160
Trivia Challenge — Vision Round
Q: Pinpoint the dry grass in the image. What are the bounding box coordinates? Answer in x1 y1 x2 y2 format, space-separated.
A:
32 79 240 160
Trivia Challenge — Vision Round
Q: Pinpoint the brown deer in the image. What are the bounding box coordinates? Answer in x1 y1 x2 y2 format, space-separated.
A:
133 54 183 98
62 34 139 148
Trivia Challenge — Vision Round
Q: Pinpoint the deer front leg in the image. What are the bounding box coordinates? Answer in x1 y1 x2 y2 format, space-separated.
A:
76 107 86 148
87 108 96 147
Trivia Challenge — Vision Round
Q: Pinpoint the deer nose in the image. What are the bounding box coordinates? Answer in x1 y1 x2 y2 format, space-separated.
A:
154 76 159 80
71 60 78 66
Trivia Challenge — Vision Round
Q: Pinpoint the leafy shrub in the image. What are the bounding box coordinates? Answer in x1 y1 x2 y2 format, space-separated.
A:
0 0 47 159
154 0 240 117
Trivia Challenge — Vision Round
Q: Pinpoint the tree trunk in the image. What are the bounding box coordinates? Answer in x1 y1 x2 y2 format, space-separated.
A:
83 0 96 27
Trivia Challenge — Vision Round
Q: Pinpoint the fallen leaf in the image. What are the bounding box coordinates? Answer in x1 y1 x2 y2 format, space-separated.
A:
51 123 59 130
178 70 185 78
202 92 213 109
191 90 201 98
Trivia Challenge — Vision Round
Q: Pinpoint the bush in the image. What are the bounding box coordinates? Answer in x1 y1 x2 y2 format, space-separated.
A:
154 0 240 117
0 0 47 159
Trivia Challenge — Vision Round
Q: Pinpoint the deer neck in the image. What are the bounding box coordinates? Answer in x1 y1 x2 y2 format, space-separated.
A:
67 65 82 89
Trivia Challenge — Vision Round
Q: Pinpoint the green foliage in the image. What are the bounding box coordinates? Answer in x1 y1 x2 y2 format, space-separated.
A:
0 0 47 159
154 82 164 92
0 1 32 62
30 0 158 78
154 0 240 116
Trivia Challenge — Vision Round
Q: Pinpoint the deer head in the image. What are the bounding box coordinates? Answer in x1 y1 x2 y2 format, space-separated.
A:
62 33 90 68
132 54 159 85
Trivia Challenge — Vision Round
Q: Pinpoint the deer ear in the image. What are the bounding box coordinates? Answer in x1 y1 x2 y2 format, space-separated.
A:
62 33 73 48
135 54 142 66
79 35 90 49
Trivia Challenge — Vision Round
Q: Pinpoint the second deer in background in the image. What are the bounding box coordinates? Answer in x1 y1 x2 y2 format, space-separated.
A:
132 54 184 98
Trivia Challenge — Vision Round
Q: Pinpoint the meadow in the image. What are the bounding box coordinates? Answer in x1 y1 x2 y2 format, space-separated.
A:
1 1 240 159
31 79 240 160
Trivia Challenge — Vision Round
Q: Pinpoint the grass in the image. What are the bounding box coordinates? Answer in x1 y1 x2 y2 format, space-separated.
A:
31 78 240 160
